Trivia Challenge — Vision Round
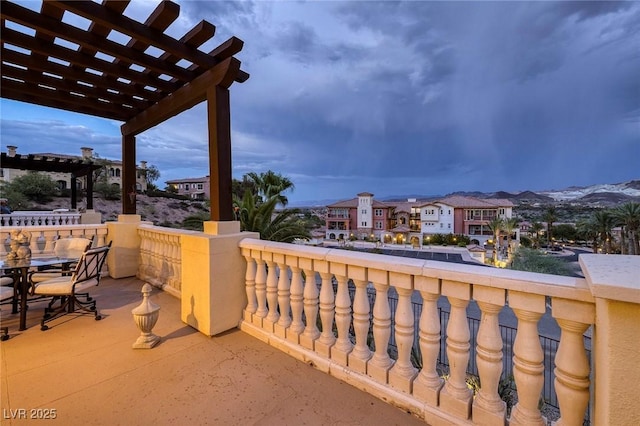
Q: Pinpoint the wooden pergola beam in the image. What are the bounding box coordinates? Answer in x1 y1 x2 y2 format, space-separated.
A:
121 57 241 137
1 0 249 219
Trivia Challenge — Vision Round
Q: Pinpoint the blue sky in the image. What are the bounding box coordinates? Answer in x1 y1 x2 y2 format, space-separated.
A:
1 1 639 204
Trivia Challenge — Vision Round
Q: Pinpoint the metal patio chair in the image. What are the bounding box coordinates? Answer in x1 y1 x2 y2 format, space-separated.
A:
31 242 111 331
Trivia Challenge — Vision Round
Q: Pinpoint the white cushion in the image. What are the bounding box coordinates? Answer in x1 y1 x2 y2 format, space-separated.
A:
0 276 13 286
0 286 14 301
54 238 92 258
33 276 98 296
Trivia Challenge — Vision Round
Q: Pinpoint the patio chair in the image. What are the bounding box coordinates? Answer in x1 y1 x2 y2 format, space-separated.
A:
1 275 16 340
31 242 111 331
28 237 94 284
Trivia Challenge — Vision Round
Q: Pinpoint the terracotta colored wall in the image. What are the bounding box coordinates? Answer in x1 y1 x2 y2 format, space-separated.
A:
453 209 465 233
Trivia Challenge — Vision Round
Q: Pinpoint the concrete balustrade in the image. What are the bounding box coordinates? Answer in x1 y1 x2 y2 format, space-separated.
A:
238 238 612 425
4 219 639 425
137 224 187 297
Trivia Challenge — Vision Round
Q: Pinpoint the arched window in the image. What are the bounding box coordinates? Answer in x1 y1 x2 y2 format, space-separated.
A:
115 168 121 177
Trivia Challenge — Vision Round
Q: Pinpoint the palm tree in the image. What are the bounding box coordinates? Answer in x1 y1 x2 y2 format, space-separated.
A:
542 206 558 247
577 219 599 253
613 202 640 255
246 170 295 207
530 221 544 249
234 189 309 242
487 217 503 265
593 210 615 254
502 217 520 259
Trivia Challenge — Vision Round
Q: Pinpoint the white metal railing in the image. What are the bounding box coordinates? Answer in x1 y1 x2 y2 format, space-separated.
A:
1 211 81 226
238 238 595 425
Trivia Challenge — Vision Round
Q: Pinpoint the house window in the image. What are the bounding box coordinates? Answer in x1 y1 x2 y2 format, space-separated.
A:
448 223 451 229
197 183 203 190
374 209 383 216
440 223 443 228
375 222 383 229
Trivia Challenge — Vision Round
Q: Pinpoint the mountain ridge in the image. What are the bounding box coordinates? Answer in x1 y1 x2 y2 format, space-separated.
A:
290 179 640 207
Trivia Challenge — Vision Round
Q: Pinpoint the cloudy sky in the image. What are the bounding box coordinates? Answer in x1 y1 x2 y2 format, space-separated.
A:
1 1 639 204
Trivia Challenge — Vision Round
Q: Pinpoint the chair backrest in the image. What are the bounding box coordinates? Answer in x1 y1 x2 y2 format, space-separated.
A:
54 237 94 258
71 242 112 287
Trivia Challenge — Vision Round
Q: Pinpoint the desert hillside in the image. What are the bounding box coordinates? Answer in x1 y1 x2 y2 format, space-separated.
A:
38 194 207 227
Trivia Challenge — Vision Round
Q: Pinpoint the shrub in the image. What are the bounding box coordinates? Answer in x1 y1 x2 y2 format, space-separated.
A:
509 248 573 276
6 172 58 203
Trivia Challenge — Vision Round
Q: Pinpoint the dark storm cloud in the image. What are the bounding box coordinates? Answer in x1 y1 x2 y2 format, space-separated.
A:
2 0 638 203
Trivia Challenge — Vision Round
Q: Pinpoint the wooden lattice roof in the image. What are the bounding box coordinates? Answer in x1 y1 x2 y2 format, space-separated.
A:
0 152 102 177
0 0 249 123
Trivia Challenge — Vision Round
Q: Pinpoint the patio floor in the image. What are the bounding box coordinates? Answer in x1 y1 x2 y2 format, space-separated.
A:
1 276 426 425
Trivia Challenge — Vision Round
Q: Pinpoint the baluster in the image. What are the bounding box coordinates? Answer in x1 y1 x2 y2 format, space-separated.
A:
170 236 181 292
413 278 443 406
253 254 268 326
274 254 291 338
28 230 42 255
348 272 372 374
138 230 150 280
440 280 472 420
510 291 546 426
264 255 279 331
472 286 507 424
315 270 336 358
389 286 418 393
299 262 320 350
552 298 594 426
331 262 353 366
287 263 305 344
242 248 257 321
367 270 394 383
96 229 107 247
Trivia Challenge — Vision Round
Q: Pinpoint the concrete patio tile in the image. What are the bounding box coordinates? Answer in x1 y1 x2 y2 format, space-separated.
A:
1 277 425 426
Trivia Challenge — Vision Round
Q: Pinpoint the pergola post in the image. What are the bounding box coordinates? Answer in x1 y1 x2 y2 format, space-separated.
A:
86 169 94 210
207 85 233 221
71 175 77 210
122 134 137 214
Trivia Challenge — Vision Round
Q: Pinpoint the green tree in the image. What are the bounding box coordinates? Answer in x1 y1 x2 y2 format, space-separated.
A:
613 202 640 255
593 210 615 254
509 248 573 276
502 217 520 259
576 219 599 253
553 224 577 243
487 217 503 265
6 172 58 203
0 182 30 210
246 170 294 206
234 189 309 242
141 164 161 192
542 206 558 246
529 221 544 249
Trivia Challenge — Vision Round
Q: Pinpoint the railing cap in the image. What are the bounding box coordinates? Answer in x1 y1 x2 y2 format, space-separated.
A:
580 254 640 304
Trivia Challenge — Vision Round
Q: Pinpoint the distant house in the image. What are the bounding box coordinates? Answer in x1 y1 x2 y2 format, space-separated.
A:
419 196 516 245
325 192 517 245
166 176 210 200
325 192 392 241
0 145 148 192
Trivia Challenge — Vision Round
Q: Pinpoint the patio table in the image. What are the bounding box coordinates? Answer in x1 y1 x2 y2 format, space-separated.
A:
1 257 78 330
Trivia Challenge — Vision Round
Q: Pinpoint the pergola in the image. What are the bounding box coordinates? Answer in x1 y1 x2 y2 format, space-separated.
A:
0 0 249 220
0 152 102 210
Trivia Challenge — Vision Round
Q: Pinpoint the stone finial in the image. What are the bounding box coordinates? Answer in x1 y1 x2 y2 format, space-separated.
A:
132 283 161 349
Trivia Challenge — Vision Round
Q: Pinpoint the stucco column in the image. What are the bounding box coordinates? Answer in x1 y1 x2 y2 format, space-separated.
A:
181 221 258 336
106 214 150 278
580 254 640 426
